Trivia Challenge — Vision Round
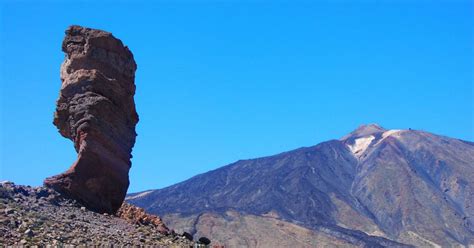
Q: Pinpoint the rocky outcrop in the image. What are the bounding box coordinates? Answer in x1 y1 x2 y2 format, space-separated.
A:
117 203 170 235
44 25 139 214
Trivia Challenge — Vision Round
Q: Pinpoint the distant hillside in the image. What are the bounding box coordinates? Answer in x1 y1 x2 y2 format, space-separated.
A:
128 124 474 247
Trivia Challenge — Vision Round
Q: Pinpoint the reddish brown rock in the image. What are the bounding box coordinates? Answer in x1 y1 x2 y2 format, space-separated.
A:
44 25 139 214
117 203 170 235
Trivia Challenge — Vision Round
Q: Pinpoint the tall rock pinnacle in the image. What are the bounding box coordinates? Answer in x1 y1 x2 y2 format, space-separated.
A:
44 25 139 214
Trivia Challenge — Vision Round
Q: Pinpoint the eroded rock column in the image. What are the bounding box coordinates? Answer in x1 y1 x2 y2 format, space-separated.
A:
44 25 139 214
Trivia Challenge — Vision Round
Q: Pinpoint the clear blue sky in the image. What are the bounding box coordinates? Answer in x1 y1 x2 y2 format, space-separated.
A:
0 0 473 193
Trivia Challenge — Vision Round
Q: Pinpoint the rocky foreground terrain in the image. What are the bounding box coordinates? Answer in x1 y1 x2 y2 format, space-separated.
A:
0 181 197 247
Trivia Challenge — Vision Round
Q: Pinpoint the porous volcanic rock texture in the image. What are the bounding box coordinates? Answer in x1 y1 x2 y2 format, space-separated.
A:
44 25 139 214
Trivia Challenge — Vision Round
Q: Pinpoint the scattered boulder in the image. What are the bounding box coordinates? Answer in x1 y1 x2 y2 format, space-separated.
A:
182 231 193 241
198 237 211 245
44 25 139 214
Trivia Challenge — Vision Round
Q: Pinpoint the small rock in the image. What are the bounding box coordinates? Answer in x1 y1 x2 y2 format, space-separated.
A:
25 228 34 237
80 207 86 211
8 219 18 228
20 239 28 244
5 208 14 214
19 222 28 229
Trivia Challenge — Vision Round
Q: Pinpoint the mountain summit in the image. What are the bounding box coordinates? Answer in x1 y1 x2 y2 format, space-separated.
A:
341 123 386 139
128 125 474 247
341 124 407 159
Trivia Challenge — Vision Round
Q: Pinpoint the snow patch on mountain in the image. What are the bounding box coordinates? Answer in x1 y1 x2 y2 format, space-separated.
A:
348 135 375 157
374 129 404 146
382 129 402 139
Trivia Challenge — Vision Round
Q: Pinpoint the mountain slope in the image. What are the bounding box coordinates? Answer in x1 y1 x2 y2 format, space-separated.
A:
128 124 474 247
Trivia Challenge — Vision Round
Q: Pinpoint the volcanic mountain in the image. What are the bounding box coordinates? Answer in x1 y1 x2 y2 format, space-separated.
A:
128 124 474 247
